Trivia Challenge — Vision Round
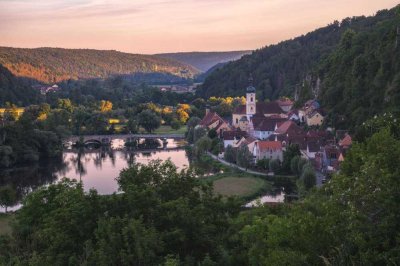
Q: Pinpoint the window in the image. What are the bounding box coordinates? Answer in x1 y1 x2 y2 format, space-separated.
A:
251 107 253 111
236 118 238 124
251 97 253 102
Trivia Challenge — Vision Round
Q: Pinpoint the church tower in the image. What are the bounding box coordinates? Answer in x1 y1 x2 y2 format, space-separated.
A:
246 75 256 119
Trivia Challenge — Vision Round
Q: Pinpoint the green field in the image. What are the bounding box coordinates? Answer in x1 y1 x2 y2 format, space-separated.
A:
152 125 187 134
0 213 14 236
212 176 268 198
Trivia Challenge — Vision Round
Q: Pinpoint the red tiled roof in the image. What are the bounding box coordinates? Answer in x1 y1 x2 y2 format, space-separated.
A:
233 101 284 115
199 111 225 127
339 134 352 147
257 141 282 151
243 136 257 145
275 121 303 135
222 130 247 140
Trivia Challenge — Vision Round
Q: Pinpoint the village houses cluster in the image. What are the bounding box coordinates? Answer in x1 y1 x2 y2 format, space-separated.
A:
198 77 352 175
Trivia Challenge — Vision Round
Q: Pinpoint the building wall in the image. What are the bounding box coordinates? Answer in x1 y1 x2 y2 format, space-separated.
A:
253 130 274 140
306 113 324 126
246 92 256 116
232 114 242 127
223 140 235 148
254 146 283 161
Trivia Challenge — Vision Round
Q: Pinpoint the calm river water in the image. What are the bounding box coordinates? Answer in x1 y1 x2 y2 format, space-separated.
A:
0 138 189 212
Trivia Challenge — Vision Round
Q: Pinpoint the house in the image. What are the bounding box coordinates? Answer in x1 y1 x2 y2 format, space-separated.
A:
252 141 283 162
305 141 320 159
199 108 230 135
232 77 286 128
339 133 352 149
288 110 300 122
252 116 286 140
222 130 247 148
321 144 341 173
275 120 304 136
276 98 294 113
32 84 61 95
306 109 324 126
236 136 257 151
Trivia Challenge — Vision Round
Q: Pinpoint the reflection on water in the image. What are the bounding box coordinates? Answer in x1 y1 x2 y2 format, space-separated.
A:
59 148 189 194
0 139 188 212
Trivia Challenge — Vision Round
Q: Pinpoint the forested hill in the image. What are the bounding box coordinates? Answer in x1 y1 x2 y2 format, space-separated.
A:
155 51 251 72
0 47 199 84
199 6 400 128
0 65 41 106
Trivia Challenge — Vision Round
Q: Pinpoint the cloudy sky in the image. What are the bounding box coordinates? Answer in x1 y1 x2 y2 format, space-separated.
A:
0 0 398 54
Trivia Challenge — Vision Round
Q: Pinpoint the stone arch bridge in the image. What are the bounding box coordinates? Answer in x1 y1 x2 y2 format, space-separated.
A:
64 133 185 146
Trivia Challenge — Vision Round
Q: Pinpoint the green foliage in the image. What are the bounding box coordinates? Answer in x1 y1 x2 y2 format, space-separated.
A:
170 119 181 130
269 159 281 173
236 145 253 169
138 110 161 133
301 166 316 190
126 118 139 133
256 158 270 170
0 47 198 84
194 136 212 158
0 114 62 168
0 160 240 265
193 126 207 143
0 185 17 213
224 145 236 163
282 144 301 173
207 128 217 139
200 7 400 129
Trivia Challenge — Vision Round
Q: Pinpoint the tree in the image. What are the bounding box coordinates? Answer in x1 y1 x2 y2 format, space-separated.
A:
224 145 236 163
290 155 301 176
256 158 269 170
138 110 161 133
186 116 201 143
236 145 253 170
193 126 207 143
301 166 316 190
269 159 281 173
99 100 113 113
126 118 139 133
0 145 13 168
282 144 301 173
0 185 17 213
170 119 181 130
57 98 73 113
208 128 217 139
176 104 190 124
194 136 212 157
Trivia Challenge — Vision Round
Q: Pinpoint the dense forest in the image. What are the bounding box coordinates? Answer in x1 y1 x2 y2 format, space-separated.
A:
0 47 199 84
156 51 251 72
0 115 399 265
199 6 400 128
0 65 42 106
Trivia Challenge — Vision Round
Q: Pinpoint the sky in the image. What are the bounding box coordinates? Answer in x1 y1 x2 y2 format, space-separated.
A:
0 0 398 54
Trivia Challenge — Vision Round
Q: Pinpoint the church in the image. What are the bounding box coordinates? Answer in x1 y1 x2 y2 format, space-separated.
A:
232 77 287 131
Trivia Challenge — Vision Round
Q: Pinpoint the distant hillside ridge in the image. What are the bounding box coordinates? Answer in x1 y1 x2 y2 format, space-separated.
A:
199 6 399 100
155 51 252 72
0 47 200 84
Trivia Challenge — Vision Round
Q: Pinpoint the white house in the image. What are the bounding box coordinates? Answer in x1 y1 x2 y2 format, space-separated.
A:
252 141 283 162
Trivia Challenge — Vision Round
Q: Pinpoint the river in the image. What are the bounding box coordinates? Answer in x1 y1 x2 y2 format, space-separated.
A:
0 138 189 212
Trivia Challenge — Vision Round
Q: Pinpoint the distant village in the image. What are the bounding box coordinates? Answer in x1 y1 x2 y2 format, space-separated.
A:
198 77 352 181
